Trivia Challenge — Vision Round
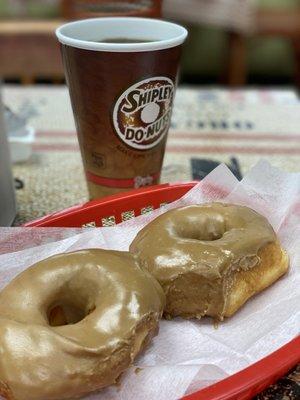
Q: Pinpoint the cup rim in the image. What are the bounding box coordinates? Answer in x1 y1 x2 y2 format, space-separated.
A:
56 17 188 52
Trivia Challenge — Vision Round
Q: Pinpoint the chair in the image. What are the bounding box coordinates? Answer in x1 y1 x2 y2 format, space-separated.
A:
0 20 64 84
61 0 162 19
227 8 300 86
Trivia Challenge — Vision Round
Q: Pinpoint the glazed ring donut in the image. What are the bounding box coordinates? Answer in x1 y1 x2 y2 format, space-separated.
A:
0 249 165 400
130 203 289 320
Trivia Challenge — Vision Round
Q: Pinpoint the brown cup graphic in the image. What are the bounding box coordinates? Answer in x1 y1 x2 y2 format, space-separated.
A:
56 18 187 199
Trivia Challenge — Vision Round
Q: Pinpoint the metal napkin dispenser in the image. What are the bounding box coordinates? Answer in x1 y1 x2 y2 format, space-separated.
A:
0 90 16 226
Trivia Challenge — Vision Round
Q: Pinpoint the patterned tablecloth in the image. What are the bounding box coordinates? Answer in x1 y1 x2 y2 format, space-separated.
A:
4 86 300 224
3 85 300 225
2 85 300 399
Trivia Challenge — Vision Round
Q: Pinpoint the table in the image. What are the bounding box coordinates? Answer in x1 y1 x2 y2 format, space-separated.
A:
2 85 300 398
4 85 300 225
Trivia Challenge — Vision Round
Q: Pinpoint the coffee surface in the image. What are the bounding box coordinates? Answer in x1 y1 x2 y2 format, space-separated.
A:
93 37 158 43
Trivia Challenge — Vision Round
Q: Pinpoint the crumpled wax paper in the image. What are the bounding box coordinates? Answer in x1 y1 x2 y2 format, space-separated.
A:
0 160 299 400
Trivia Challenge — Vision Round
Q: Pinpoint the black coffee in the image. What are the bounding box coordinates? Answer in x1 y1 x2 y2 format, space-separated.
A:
93 37 159 44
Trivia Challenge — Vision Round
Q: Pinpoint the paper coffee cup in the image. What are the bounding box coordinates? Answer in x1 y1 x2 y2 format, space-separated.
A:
56 17 187 199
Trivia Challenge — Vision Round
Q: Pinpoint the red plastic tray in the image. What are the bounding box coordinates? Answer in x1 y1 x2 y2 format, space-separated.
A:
24 182 300 400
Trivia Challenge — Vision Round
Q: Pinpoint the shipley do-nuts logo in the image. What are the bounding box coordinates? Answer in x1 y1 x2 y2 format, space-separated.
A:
113 77 174 150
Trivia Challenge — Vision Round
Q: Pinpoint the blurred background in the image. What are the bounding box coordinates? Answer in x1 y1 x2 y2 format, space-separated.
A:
1 0 300 86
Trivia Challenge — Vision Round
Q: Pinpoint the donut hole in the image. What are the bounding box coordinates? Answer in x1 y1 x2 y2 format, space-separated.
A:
179 228 223 241
175 215 226 242
47 302 95 327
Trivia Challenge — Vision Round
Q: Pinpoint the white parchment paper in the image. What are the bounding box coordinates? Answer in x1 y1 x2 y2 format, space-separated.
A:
0 160 299 400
